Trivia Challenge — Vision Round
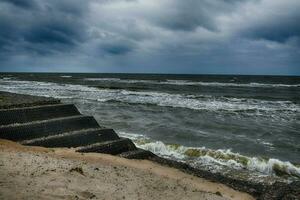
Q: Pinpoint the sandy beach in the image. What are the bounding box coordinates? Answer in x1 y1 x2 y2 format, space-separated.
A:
0 139 254 200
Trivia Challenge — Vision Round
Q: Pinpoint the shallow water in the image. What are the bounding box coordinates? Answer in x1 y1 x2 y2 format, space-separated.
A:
0 73 299 180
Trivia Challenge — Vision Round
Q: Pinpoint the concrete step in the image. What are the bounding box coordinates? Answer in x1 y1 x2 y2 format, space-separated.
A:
118 148 156 159
21 128 119 148
0 91 60 109
0 104 81 126
0 115 100 141
76 138 137 155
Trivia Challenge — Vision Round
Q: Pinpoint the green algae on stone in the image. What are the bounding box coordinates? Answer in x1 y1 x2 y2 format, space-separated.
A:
134 138 152 146
272 163 290 177
272 163 300 178
184 148 249 166
184 149 206 157
203 150 249 166
184 149 200 157
293 162 300 168
167 143 181 150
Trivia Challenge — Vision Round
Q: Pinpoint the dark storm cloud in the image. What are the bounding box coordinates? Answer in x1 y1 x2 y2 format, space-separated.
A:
24 18 85 47
0 0 88 56
0 0 299 74
245 15 300 44
101 42 134 55
1 0 37 9
0 15 14 49
239 1 300 45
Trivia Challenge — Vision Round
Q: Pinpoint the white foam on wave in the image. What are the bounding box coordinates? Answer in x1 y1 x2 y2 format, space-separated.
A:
119 131 300 178
2 77 12 80
83 77 300 88
84 78 155 84
0 80 99 100
106 90 299 117
60 75 72 78
0 79 298 119
161 80 300 88
84 78 121 81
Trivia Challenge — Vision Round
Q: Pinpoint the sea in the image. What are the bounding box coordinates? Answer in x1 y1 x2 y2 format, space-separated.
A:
0 73 299 182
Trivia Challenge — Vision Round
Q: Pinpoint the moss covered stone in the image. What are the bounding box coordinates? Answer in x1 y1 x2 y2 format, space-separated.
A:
272 163 289 177
167 144 181 150
184 148 249 166
134 139 151 146
184 149 206 157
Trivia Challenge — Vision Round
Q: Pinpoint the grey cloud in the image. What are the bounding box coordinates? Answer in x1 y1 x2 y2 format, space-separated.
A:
24 18 85 46
45 0 90 17
101 42 134 55
0 0 38 9
0 0 88 56
154 1 217 31
234 0 300 45
245 14 300 44
149 0 253 32
0 0 299 75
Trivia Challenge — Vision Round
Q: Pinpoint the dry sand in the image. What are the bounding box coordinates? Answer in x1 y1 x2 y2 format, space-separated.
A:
0 139 255 200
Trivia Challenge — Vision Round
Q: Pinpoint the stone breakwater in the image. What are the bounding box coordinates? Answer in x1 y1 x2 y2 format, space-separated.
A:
0 91 151 158
0 91 299 199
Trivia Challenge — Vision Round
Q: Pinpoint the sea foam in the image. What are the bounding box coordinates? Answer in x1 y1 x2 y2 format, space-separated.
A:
83 77 300 88
0 79 298 120
119 131 300 179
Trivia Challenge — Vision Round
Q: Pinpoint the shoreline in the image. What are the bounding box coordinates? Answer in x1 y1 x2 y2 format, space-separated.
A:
0 139 254 200
0 91 299 199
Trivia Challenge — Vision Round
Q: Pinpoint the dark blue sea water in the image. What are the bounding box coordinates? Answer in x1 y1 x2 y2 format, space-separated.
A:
0 73 299 180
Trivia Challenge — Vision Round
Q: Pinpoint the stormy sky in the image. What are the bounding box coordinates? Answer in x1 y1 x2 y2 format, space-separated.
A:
0 0 299 75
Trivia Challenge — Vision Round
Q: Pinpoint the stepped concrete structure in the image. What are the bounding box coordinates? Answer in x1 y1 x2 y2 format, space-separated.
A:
0 91 153 159
1 91 299 199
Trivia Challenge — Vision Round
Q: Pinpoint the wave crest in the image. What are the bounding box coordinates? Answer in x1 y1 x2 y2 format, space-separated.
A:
0 79 298 120
83 77 300 88
119 132 300 178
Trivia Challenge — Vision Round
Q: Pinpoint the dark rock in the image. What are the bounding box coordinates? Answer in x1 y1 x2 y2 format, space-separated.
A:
69 167 84 176
216 191 222 196
149 156 265 198
118 148 155 159
259 181 300 200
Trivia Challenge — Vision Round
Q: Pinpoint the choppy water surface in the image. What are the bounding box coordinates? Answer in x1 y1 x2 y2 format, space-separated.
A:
0 73 299 180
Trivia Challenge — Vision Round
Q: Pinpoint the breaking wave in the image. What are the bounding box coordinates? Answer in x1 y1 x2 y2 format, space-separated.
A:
84 78 155 84
84 78 121 81
83 77 300 88
164 80 300 88
0 79 298 120
119 132 300 179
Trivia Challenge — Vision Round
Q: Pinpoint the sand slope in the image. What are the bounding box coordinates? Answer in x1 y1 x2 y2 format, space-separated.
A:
0 139 254 200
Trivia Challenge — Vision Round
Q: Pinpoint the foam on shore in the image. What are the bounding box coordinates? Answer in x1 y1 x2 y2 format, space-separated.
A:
119 132 300 179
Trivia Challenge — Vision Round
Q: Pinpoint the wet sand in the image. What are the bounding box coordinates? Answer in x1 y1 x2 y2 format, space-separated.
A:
0 139 254 200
